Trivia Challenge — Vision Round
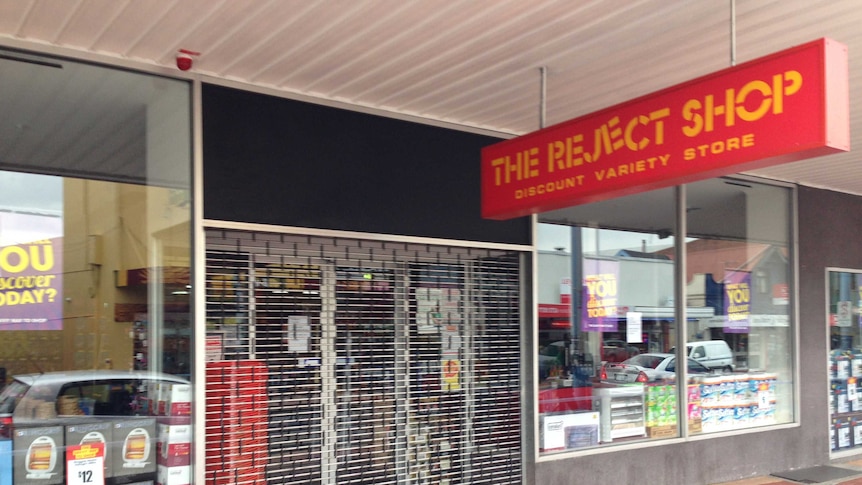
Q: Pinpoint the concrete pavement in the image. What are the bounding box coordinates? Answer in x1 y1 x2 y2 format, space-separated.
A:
712 459 862 485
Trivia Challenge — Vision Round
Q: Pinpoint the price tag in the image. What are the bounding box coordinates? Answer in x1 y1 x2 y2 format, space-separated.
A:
66 443 105 485
757 391 769 409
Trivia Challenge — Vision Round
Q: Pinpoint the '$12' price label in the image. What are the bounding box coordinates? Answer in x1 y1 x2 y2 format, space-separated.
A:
66 443 105 485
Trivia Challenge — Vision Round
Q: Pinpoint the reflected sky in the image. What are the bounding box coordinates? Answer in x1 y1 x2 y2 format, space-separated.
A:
538 223 673 254
0 171 61 214
0 171 62 245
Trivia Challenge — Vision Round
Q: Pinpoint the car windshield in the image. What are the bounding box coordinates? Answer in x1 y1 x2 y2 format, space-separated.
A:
665 358 710 374
623 354 665 369
0 380 29 413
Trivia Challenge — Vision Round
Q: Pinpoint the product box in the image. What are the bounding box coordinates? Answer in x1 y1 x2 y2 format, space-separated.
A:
835 416 852 449
112 418 157 478
853 416 862 448
647 424 677 438
732 374 750 403
539 411 600 451
688 417 703 434
155 382 168 416
833 379 850 414
837 354 851 379
700 377 722 407
65 421 113 477
156 423 191 467
12 425 65 485
162 384 192 417
852 351 862 377
0 440 12 485
157 464 190 485
850 377 861 412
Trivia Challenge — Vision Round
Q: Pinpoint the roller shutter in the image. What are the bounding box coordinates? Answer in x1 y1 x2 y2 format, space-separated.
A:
204 229 522 485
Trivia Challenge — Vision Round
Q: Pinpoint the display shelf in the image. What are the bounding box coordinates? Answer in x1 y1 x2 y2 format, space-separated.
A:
592 385 646 442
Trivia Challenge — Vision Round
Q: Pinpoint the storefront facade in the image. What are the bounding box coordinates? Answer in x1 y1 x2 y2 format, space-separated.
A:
0 33 859 485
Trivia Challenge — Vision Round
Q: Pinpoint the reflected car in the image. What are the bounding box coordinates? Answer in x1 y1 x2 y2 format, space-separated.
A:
600 352 712 384
0 370 188 428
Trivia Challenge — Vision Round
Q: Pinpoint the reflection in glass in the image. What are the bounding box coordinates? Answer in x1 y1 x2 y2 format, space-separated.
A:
685 178 792 434
537 188 678 452
0 49 192 483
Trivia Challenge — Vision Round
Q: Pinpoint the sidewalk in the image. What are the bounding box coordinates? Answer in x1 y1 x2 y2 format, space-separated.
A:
713 460 862 485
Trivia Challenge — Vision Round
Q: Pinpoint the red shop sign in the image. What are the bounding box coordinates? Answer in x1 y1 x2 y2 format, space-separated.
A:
481 38 849 220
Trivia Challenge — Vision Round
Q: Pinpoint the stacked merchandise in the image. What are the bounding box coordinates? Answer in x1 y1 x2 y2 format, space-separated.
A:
830 349 862 451
687 384 702 433
155 384 192 485
643 384 703 437
205 360 268 485
700 373 777 433
644 384 677 438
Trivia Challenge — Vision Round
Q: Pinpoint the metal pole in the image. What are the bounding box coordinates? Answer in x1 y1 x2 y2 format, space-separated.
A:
539 66 547 129
730 0 737 66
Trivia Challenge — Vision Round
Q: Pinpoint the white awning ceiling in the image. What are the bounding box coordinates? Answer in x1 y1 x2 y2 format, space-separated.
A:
1 1 862 198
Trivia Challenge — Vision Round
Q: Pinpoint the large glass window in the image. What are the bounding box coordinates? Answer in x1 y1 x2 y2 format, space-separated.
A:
685 178 793 435
0 50 192 484
827 269 862 454
536 177 793 454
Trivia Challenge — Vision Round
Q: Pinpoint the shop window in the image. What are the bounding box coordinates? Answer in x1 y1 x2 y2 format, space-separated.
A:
536 177 794 454
685 178 792 435
0 49 192 484
536 187 680 452
827 269 862 454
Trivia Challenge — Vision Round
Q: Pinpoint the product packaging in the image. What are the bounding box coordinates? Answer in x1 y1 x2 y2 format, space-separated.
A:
162 384 192 417
12 425 64 485
157 464 190 485
156 423 191 467
65 421 113 477
112 418 157 478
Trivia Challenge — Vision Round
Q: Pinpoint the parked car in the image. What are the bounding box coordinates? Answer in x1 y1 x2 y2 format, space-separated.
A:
670 340 735 373
600 352 712 384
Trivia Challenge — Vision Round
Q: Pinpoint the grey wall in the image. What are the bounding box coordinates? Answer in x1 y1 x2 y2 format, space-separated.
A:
534 185 855 484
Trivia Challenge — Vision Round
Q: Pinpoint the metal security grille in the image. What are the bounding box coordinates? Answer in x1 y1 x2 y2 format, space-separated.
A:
204 229 522 485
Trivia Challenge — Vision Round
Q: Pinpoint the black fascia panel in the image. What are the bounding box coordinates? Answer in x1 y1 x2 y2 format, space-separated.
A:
202 83 530 245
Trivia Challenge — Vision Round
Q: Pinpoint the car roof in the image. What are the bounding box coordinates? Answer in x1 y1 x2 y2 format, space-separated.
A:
13 370 189 387
636 353 673 358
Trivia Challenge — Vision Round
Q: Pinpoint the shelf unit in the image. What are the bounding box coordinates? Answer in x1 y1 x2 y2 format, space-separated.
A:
592 385 646 442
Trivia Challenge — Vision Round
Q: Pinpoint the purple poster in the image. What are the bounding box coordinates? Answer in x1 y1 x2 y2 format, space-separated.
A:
0 237 63 330
723 270 751 333
581 259 620 332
